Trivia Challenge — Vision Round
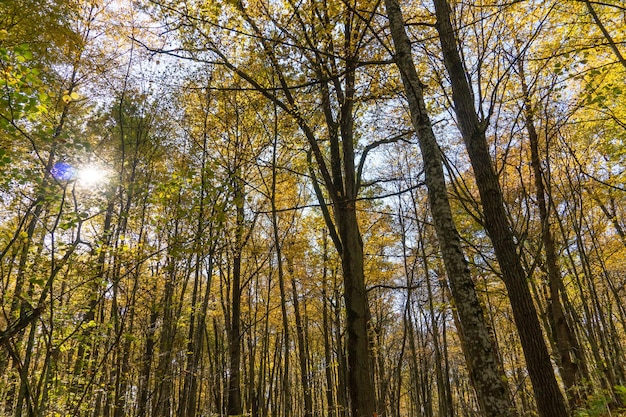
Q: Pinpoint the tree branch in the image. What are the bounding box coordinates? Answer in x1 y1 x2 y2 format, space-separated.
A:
356 130 413 194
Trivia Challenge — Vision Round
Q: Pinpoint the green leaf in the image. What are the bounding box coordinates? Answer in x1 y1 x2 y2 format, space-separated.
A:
29 277 45 286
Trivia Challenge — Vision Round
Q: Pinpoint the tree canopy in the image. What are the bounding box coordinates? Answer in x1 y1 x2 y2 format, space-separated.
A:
1 0 625 416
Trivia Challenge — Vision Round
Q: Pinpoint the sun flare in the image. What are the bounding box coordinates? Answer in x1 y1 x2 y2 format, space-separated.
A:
76 165 108 187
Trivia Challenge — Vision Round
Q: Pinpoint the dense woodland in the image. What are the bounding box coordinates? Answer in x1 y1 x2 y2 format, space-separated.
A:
1 0 625 416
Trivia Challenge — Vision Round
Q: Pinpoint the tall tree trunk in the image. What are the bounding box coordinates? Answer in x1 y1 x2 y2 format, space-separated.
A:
138 307 157 417
430 0 568 414
334 284 349 417
420 228 452 417
152 220 180 417
518 58 582 406
227 177 244 416
113 307 133 417
384 0 517 415
336 204 377 417
269 122 292 417
290 273 313 417
321 239 337 417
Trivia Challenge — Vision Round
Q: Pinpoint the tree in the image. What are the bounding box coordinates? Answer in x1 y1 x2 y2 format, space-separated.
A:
145 0 408 413
430 0 568 414
2 0 626 415
384 0 517 415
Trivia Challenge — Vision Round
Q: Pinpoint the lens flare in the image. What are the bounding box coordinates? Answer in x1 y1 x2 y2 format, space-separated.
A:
77 165 107 186
51 162 76 181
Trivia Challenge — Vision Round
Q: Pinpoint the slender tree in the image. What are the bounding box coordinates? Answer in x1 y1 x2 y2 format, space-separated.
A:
384 0 516 415
430 0 568 414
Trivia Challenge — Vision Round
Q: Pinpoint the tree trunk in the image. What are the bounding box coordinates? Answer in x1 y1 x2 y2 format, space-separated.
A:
331 30 378 416
420 231 452 417
518 58 582 406
384 0 517 415
270 125 292 417
138 307 157 417
334 283 349 417
290 274 313 417
321 253 337 417
431 0 568 415
227 177 244 416
152 224 179 417
333 202 376 417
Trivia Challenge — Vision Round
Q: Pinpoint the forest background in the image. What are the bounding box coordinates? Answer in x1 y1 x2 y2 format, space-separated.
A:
1 0 625 416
